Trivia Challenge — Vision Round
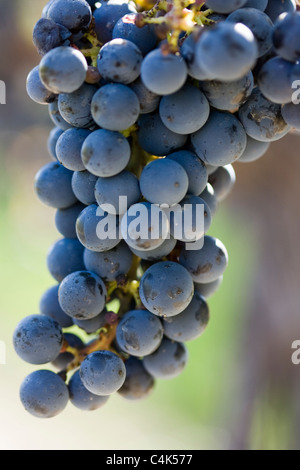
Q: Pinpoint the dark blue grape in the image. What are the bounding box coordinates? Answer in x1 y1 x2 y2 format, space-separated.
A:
13 314 63 365
195 22 258 81
26 66 56 105
33 18 71 56
40 285 73 328
130 78 160 114
72 170 97 205
34 162 77 209
47 238 85 282
140 159 188 206
80 350 126 395
238 88 291 141
59 270 107 320
239 135 270 162
39 46 88 94
272 12 300 62
166 150 208 197
47 127 63 160
48 100 73 130
81 129 131 177
163 293 209 342
200 72 254 112
205 0 247 13
69 370 109 410
194 276 223 299
143 337 188 379
159 83 210 135
55 202 86 239
130 237 177 261
76 204 121 252
113 13 157 55
141 48 187 95
73 310 107 333
139 261 194 317
199 183 218 216
116 309 163 357
84 241 133 281
265 0 296 22
281 102 300 131
137 113 187 157
258 57 294 104
181 33 216 81
179 235 228 284
97 39 142 85
94 0 137 44
20 370 69 418
121 202 170 252
91 83 140 131
56 128 91 171
170 195 212 243
208 165 236 202
52 333 84 370
58 84 97 128
244 0 268 10
46 0 92 33
191 110 247 166
95 170 141 215
118 357 155 400
226 8 274 57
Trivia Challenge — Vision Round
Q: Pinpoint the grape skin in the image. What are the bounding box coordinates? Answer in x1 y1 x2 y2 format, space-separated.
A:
80 350 126 395
191 110 247 166
20 370 69 419
69 370 110 411
26 66 56 105
141 48 188 96
39 46 88 94
72 170 97 206
163 293 209 342
139 159 189 206
195 22 258 82
143 337 188 380
226 8 274 57
166 150 208 197
139 261 194 318
55 202 86 239
97 38 143 85
116 309 163 357
179 235 229 284
95 170 141 215
159 83 210 135
58 270 107 320
13 315 63 365
40 285 73 328
81 129 131 178
118 357 155 400
238 88 291 142
47 238 85 282
83 242 133 281
56 128 91 172
34 162 77 209
91 83 140 131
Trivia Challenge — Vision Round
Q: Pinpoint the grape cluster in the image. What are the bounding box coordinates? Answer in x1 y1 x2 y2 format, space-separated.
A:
16 0 299 418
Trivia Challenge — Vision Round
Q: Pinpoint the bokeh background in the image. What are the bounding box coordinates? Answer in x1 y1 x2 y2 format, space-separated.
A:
1 0 300 451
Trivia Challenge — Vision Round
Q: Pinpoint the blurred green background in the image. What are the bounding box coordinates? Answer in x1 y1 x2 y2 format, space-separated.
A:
1 0 300 451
